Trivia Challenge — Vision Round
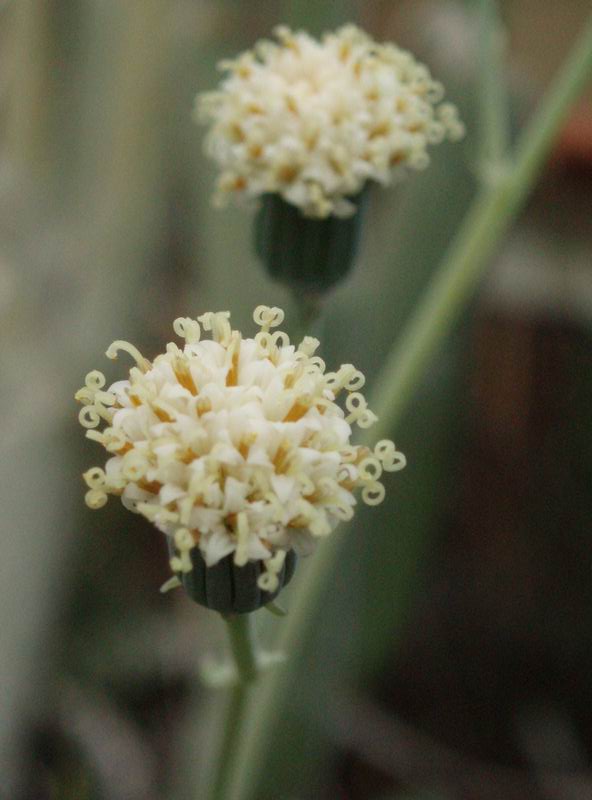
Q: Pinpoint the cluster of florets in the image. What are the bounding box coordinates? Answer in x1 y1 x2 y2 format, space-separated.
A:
76 307 405 591
196 24 464 218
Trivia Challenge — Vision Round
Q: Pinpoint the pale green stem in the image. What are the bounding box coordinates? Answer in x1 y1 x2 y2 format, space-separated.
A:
370 7 592 434
207 615 258 800
292 292 324 342
478 0 511 178
220 15 592 800
225 614 259 684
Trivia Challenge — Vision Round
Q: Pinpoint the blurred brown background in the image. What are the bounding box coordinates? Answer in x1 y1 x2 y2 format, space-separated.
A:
0 1 591 798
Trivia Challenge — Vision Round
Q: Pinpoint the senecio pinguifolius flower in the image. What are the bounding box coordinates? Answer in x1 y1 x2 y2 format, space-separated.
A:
196 24 464 219
76 307 405 612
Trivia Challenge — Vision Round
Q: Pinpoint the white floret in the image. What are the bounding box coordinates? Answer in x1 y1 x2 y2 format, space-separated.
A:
76 306 405 589
196 25 465 218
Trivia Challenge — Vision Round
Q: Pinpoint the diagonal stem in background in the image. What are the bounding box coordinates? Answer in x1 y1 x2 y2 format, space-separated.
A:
370 8 592 438
214 13 592 800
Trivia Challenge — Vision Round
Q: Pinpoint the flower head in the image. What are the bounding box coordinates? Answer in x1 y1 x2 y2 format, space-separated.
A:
196 24 464 219
76 307 405 595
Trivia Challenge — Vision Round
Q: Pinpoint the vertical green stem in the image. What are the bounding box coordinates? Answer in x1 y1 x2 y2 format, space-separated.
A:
225 614 258 684
209 685 250 800
292 293 324 342
478 0 511 177
206 615 258 800
220 14 592 800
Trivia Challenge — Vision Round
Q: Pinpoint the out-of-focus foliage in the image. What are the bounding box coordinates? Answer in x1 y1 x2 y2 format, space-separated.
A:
1 1 591 799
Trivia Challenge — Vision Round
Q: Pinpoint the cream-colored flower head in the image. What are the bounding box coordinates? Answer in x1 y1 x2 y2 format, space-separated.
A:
76 307 405 591
196 24 464 219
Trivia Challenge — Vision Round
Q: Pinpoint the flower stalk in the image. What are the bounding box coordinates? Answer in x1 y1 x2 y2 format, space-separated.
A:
208 683 250 800
208 615 257 800
213 13 592 800
224 614 259 685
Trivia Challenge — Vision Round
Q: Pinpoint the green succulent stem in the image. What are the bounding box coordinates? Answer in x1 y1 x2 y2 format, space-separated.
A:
207 615 258 800
224 613 259 684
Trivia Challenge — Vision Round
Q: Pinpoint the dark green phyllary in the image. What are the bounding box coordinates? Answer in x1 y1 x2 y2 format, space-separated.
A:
169 544 297 614
254 192 367 293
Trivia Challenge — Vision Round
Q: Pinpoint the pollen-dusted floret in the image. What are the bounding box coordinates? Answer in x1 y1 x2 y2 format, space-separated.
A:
76 306 405 591
196 24 465 219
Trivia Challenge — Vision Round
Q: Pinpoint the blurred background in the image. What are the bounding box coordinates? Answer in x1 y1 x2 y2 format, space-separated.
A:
1 1 591 798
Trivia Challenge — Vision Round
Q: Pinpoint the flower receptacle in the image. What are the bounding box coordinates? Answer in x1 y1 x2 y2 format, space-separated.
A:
254 191 367 293
169 542 298 614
